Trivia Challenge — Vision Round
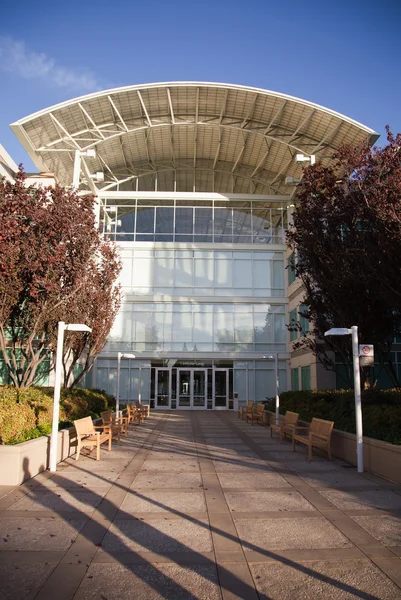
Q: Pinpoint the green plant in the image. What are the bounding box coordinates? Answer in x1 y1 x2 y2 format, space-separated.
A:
276 389 401 445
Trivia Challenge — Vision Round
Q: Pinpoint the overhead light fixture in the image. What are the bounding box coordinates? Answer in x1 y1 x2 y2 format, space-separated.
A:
89 172 104 182
285 176 301 185
295 154 315 165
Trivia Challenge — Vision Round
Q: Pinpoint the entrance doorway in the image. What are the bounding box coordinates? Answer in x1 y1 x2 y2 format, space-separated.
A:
213 368 229 409
177 369 207 409
155 368 170 408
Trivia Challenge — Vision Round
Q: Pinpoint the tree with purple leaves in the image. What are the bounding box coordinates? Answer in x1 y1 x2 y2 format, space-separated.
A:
287 128 401 388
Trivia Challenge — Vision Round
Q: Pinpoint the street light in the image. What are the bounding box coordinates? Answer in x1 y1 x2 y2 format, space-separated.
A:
324 326 363 472
262 354 280 425
49 322 92 473
116 352 136 413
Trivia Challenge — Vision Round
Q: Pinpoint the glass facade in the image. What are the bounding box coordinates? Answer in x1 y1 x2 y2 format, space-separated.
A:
94 193 290 407
106 302 286 353
100 198 287 245
119 249 285 297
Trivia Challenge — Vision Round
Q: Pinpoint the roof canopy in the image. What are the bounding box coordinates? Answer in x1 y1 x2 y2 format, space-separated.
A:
11 82 378 195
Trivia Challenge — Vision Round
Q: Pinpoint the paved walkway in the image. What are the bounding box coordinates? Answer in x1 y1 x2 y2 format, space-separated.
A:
1 411 401 599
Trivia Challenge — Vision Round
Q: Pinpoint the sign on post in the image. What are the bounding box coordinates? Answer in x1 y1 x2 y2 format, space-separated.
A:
359 344 374 368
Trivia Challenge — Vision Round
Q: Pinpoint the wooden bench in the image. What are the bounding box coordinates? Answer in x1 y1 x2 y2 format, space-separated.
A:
246 403 265 426
125 403 143 425
74 416 112 461
270 411 299 442
101 410 128 443
238 401 254 420
135 401 150 418
292 417 334 460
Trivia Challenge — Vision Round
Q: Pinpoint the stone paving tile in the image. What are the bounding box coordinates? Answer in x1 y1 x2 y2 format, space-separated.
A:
120 491 207 514
212 459 272 473
225 491 316 513
217 471 291 489
278 460 351 472
43 470 118 488
0 564 56 600
299 472 379 489
131 473 203 489
140 459 200 473
74 564 221 600
0 517 85 551
250 560 401 600
235 517 353 551
320 490 401 511
102 517 212 553
350 514 401 546
5 488 105 513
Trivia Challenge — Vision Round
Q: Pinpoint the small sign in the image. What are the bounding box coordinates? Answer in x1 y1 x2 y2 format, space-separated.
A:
359 345 374 357
359 344 374 367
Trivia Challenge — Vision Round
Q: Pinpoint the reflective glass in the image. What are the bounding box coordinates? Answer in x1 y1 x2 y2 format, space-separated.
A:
194 208 213 234
155 207 174 233
175 208 193 234
136 207 155 233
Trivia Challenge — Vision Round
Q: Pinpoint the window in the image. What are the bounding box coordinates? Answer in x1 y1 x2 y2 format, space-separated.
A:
301 365 311 390
291 368 299 391
299 304 309 337
288 252 296 285
289 309 297 342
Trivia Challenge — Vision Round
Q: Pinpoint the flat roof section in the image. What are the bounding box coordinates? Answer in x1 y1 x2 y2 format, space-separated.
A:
10 82 379 194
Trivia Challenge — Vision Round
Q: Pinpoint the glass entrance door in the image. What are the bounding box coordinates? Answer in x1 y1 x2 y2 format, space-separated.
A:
155 368 170 408
177 369 207 409
213 368 228 409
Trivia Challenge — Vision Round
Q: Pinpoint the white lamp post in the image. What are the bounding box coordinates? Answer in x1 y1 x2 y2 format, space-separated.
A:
324 326 364 472
262 354 280 425
49 322 92 473
116 352 136 413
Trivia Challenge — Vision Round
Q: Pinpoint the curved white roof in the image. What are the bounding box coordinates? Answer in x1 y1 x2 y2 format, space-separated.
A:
11 82 378 195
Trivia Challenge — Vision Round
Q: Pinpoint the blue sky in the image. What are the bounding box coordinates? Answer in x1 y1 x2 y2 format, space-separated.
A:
1 0 400 170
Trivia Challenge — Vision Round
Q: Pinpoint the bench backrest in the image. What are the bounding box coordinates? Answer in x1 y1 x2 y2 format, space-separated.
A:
255 403 265 415
284 411 299 426
74 416 94 436
310 418 334 438
101 410 113 424
245 401 254 411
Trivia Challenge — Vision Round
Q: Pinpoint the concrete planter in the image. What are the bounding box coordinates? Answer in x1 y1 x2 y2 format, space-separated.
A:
266 411 401 485
0 426 77 487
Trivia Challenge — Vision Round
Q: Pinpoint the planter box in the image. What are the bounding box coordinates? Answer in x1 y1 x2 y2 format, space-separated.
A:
0 426 77 487
266 411 401 485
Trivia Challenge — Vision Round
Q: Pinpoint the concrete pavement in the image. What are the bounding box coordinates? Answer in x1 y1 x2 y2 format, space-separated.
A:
0 411 401 599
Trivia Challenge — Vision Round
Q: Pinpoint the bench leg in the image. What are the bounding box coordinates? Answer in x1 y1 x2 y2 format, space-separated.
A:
308 443 312 461
292 437 296 452
96 443 100 461
108 435 112 451
76 442 81 461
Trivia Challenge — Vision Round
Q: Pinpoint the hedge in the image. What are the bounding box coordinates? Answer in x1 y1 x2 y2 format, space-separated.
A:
268 389 401 446
0 386 115 445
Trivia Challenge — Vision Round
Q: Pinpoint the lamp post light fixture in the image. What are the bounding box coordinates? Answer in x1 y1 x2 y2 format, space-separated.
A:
49 322 92 473
295 153 316 166
262 354 280 425
324 326 364 472
116 352 136 413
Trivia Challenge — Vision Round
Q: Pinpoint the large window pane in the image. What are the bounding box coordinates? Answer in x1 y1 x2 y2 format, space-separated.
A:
117 206 135 233
195 207 213 234
136 207 155 233
194 256 214 288
156 207 174 233
234 258 252 289
175 208 193 234
215 257 233 288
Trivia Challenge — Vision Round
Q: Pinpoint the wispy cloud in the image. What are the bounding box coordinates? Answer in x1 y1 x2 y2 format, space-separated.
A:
0 37 101 93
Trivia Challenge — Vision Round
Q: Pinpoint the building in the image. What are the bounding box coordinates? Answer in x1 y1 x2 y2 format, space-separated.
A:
7 82 378 408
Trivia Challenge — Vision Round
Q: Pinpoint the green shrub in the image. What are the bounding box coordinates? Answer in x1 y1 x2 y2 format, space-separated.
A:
276 389 401 445
0 385 113 445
